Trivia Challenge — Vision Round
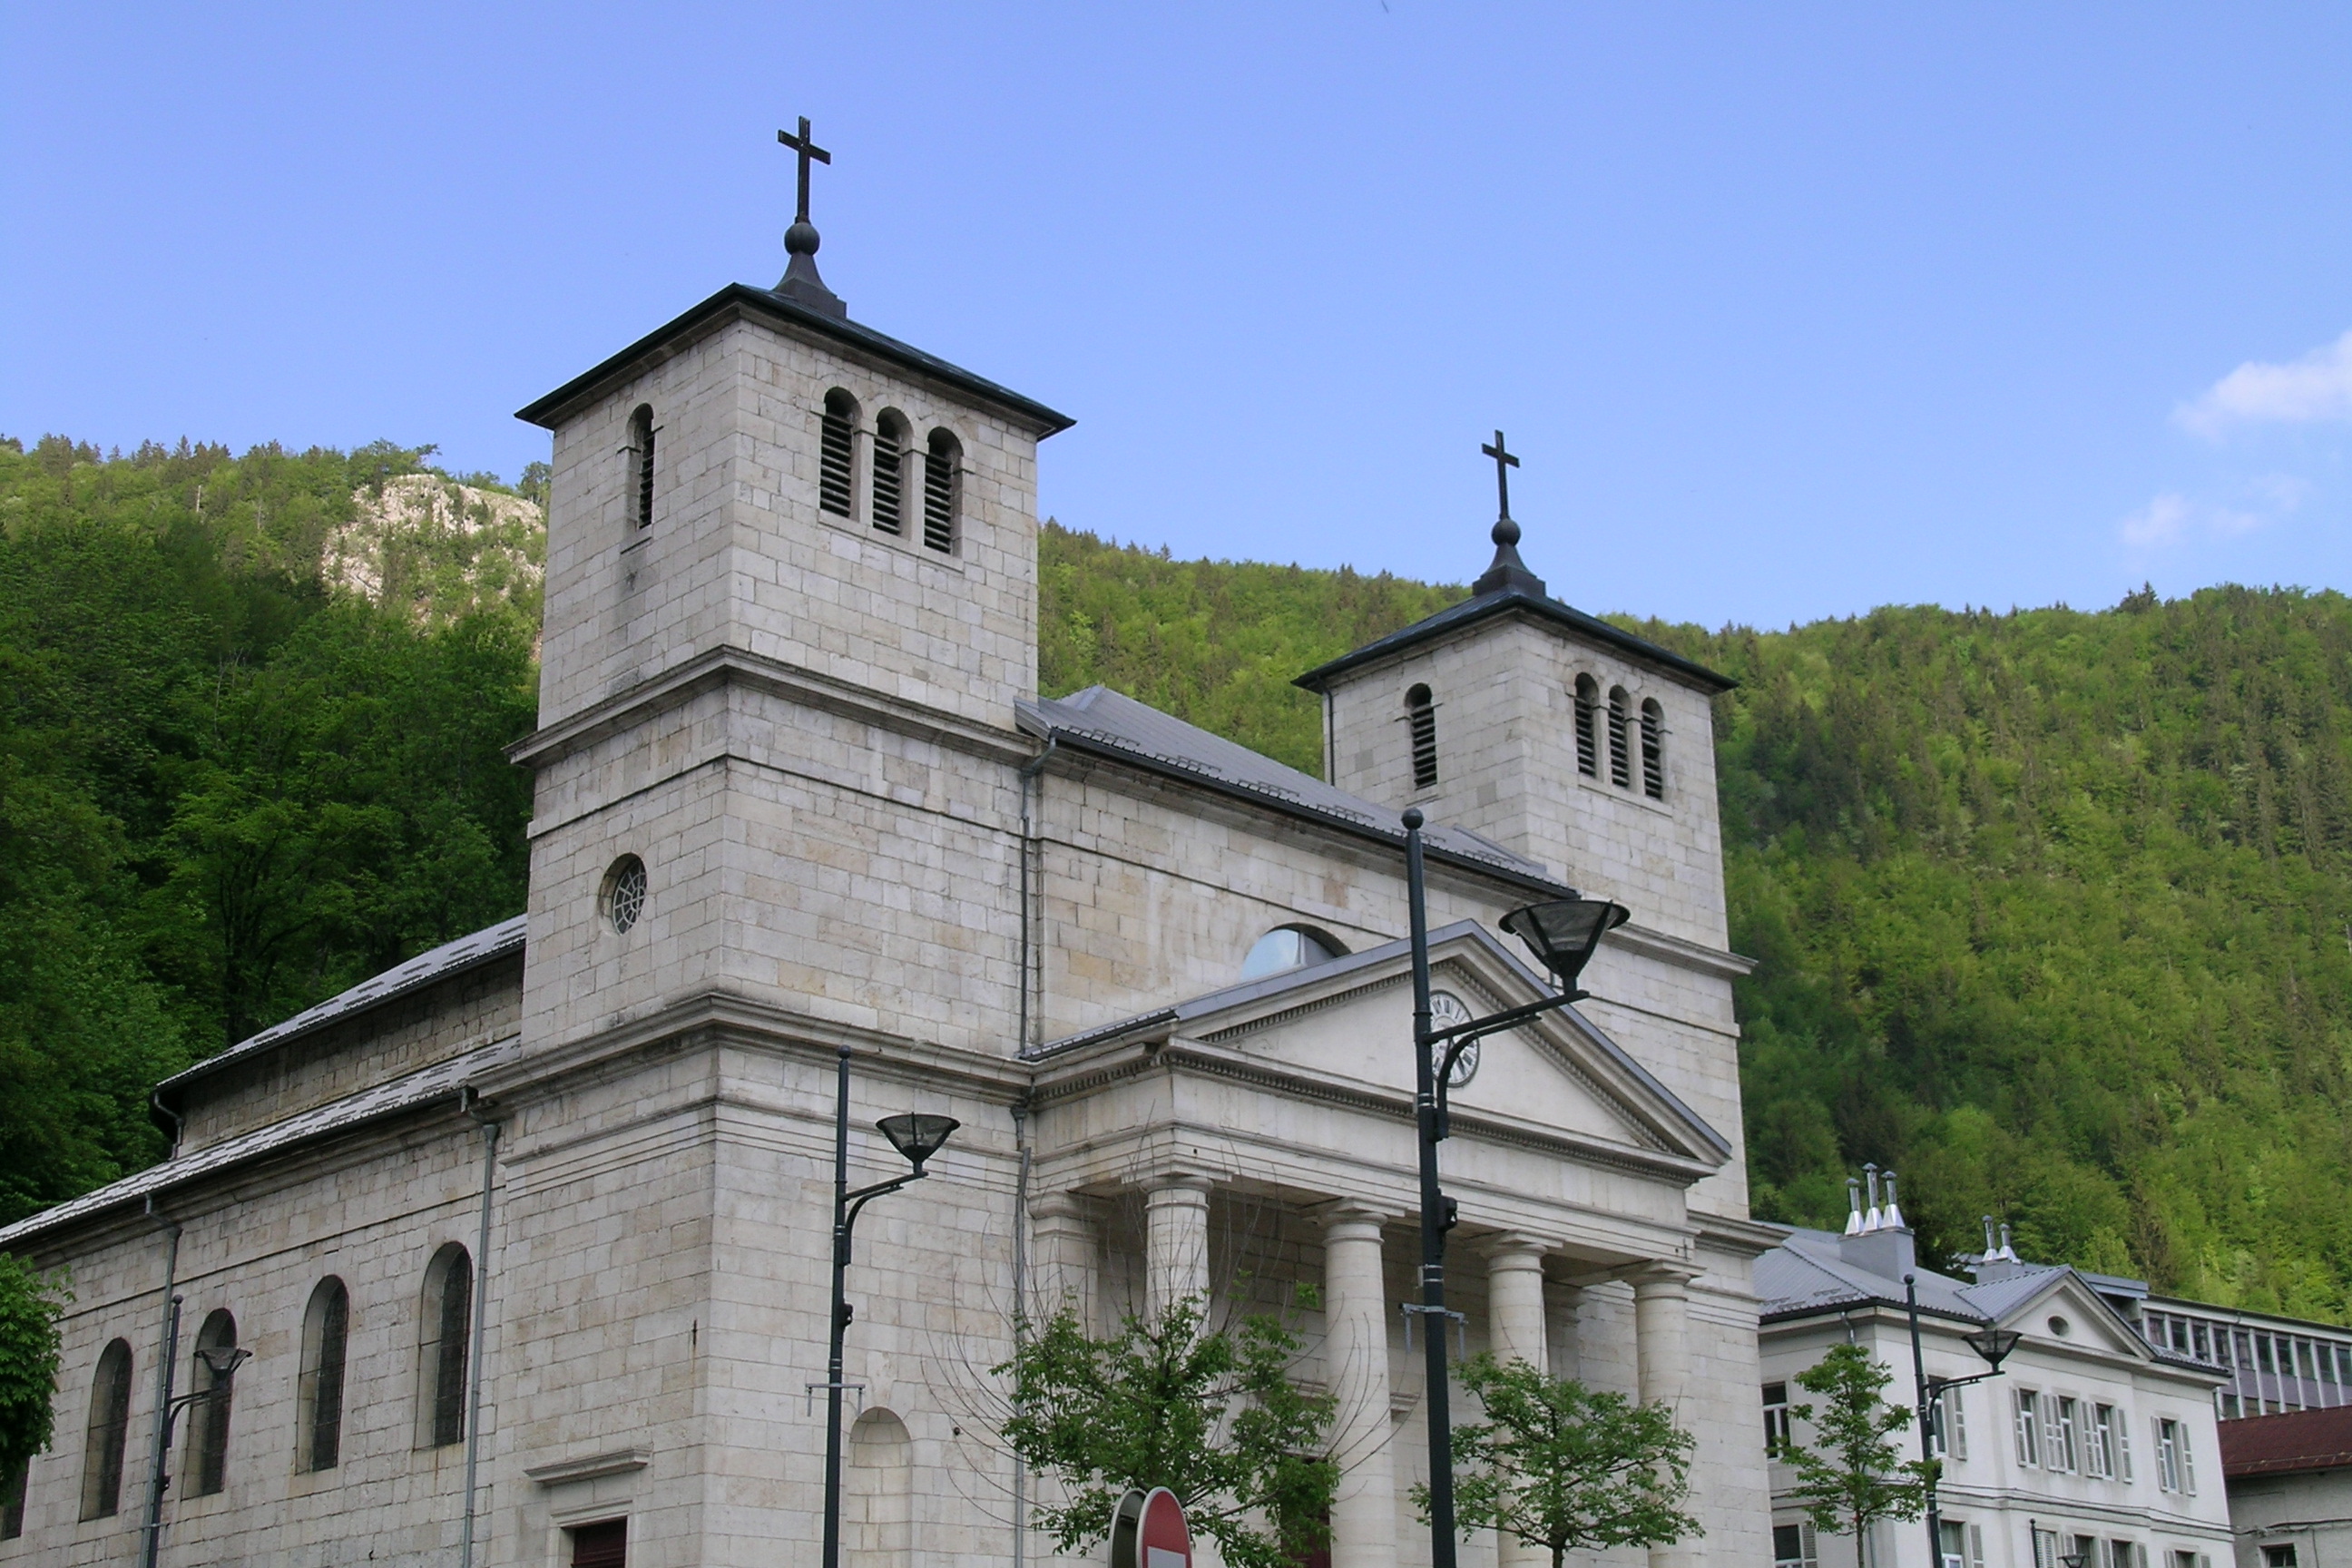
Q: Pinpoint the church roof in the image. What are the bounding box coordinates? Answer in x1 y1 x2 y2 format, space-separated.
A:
0 1037 518 1249
1018 685 1574 897
515 282 1075 436
156 914 528 1099
1292 581 1736 695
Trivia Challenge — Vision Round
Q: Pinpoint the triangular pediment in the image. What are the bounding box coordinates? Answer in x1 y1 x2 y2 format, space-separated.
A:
1042 921 1731 1177
1974 1270 2171 1366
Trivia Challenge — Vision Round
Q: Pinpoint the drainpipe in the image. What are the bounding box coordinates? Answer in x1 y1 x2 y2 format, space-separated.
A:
137 1199 181 1568
150 1093 184 1161
1011 1099 1034 1568
458 1090 501 1568
1016 737 1056 1055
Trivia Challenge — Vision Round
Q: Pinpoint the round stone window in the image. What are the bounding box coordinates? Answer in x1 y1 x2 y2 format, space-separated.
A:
603 855 648 934
2048 1314 2071 1338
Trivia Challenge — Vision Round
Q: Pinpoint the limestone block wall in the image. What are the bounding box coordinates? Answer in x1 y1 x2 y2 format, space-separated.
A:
536 313 1045 734
3 1114 495 1568
174 956 524 1154
1320 616 1730 952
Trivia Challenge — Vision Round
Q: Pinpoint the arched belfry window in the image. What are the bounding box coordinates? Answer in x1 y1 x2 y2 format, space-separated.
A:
1607 687 1632 789
1406 684 1438 790
923 428 961 554
627 405 656 532
79 1338 132 1521
871 410 909 536
299 1277 351 1472
1573 675 1600 778
419 1244 473 1448
186 1309 238 1497
1640 698 1666 799
819 389 858 518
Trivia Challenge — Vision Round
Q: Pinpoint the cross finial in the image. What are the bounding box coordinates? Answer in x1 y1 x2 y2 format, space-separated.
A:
1481 430 1519 523
778 116 831 225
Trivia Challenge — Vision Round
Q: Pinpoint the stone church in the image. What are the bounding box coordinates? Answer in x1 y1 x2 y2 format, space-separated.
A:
0 161 1772 1568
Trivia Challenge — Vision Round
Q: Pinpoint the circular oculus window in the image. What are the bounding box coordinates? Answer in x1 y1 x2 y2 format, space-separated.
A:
603 855 648 934
2048 1314 2071 1338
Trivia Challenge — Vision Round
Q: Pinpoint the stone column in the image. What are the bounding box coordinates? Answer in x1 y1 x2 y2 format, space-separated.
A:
1632 1264 1700 1568
1484 1237 1550 1568
1029 1192 1096 1330
1319 1202 1396 1568
1144 1175 1213 1321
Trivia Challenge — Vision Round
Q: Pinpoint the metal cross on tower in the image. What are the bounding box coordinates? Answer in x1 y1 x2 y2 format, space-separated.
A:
1481 430 1519 522
778 116 833 224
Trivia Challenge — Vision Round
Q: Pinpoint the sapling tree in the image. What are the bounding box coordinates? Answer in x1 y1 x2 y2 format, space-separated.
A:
1414 1353 1700 1568
995 1293 1336 1568
1778 1342 1936 1568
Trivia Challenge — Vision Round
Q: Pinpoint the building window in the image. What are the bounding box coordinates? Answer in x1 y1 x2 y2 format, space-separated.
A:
571 1518 628 1567
1607 687 1632 789
420 1244 473 1448
298 1277 351 1473
2090 1403 2119 1478
1938 1523 1970 1568
2111 1542 2141 1568
1573 675 1600 778
627 404 656 532
79 1338 132 1520
186 1308 238 1497
871 410 907 536
2053 1396 2081 1473
2155 1416 2196 1494
603 855 647 935
1240 925 1345 981
1932 1387 1967 1459
2263 1548 2298 1568
1773 1523 1819 1568
1639 698 1665 799
1763 1382 1792 1451
1406 684 1438 789
923 429 960 554
2014 1389 2042 1467
820 389 858 517
3 1455 27 1539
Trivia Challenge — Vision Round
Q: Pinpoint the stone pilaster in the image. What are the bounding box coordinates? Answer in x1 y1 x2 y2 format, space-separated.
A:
1029 1192 1096 1330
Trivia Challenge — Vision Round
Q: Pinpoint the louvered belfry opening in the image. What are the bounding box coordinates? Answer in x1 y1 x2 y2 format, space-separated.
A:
1640 698 1666 799
924 427 959 553
571 1518 628 1568
628 404 655 530
819 388 858 517
1406 683 1438 789
1573 674 1600 777
1607 687 1632 789
871 411 906 535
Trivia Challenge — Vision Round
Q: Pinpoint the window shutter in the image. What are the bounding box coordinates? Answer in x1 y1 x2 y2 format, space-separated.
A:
571 1518 627 1568
2152 1418 2169 1491
2180 1429 2196 1495
2118 1416 2133 1481
2014 1391 2034 1465
1803 1524 1818 1568
2044 1401 2066 1471
1969 1527 1985 1568
1950 1388 1968 1459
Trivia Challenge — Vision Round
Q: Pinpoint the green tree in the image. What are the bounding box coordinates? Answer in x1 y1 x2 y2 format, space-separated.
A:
995 1295 1336 1568
1416 1353 1699 1568
0 1255 69 1470
1778 1343 1934 1565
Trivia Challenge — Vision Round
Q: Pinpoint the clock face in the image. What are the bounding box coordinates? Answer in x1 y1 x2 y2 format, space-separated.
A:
1431 991 1479 1086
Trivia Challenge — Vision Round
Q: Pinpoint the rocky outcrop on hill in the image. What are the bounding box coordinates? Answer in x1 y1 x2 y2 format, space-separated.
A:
329 474 544 632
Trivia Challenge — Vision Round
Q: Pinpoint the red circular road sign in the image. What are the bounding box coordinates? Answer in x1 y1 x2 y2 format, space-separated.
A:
1110 1486 1191 1568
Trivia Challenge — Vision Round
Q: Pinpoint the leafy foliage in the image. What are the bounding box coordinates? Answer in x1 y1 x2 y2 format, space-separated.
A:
995 1296 1336 1568
1416 1353 1698 1568
1777 1342 1934 1550
0 1255 68 1469
0 435 537 1224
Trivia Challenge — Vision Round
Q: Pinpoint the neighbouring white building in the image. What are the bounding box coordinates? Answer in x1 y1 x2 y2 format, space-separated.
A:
1758 1196 2233 1568
0 153 1775 1568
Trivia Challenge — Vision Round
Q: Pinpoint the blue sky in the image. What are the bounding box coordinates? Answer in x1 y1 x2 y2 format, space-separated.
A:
5 3 2350 630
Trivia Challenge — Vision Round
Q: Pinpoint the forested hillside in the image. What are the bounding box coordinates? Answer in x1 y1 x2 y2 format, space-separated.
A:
9 434 2352 1324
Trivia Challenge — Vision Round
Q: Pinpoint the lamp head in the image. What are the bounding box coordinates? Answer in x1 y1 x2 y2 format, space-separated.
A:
2060 1553 2087 1568
877 1113 959 1172
1963 1325 2023 1373
195 1345 250 1380
1499 897 1631 993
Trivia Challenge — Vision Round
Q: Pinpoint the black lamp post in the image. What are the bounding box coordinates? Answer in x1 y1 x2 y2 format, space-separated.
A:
819 1044 958 1568
1402 807 1629 1568
1904 1275 2021 1568
138 1298 250 1568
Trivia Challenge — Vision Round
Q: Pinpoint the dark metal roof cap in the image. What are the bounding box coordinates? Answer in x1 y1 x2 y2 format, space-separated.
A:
1294 581 1736 695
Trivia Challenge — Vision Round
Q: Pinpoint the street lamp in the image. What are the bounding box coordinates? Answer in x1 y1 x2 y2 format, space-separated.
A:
138 1298 250 1568
1905 1275 2018 1568
1402 807 1630 1568
819 1045 958 1568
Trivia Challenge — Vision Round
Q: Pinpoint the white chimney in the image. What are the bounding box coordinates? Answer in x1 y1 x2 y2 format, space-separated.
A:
1863 1163 1883 1232
1882 1170 1905 1230
1844 1177 1864 1236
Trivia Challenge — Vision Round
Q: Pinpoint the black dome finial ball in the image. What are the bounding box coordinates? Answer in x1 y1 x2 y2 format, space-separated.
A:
1403 807 1425 830
785 220 821 256
1492 517 1521 548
